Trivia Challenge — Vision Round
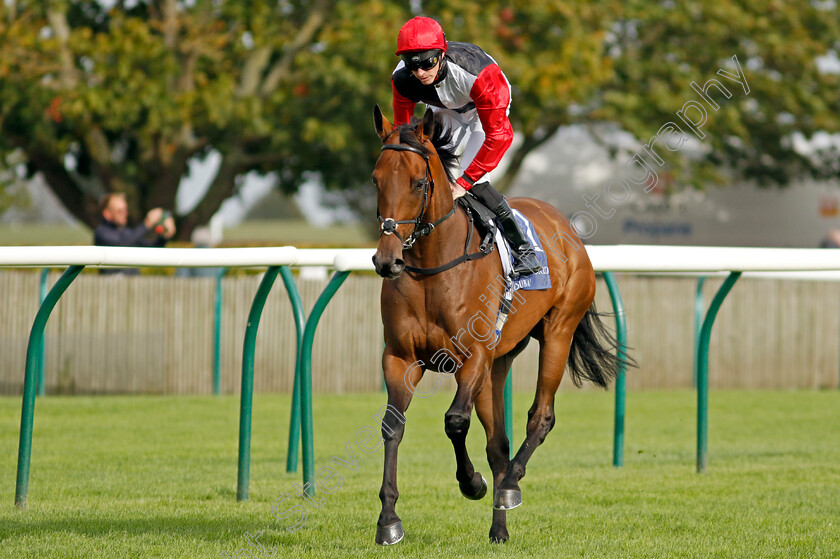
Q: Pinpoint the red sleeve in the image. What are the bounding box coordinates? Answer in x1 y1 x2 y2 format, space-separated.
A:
392 79 416 127
461 64 513 183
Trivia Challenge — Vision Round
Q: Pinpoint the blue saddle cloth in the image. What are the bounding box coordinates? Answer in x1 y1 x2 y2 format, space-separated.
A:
497 209 552 291
489 209 552 339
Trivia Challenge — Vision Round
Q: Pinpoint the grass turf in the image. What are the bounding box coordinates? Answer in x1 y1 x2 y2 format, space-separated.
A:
0 390 838 558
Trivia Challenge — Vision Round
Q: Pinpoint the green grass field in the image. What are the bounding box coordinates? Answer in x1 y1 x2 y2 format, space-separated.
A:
1 390 838 558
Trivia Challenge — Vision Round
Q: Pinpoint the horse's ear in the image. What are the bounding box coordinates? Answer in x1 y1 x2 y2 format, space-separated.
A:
374 105 393 142
420 107 435 140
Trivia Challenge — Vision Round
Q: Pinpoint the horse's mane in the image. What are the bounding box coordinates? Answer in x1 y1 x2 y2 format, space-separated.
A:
396 113 459 183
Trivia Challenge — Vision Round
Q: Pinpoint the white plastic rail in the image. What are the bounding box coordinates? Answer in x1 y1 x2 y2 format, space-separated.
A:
3 245 840 273
333 245 840 273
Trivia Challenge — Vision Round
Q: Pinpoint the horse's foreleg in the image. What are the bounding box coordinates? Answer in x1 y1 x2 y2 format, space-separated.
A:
474 357 514 543
496 323 573 511
375 353 422 546
445 353 489 502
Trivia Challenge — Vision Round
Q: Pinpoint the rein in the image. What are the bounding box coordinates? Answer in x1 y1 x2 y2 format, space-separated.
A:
377 142 493 276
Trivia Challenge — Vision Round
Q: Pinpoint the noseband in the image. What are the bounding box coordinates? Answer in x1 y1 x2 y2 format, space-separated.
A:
377 143 455 250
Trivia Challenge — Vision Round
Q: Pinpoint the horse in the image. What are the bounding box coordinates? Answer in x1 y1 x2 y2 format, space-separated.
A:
371 105 627 545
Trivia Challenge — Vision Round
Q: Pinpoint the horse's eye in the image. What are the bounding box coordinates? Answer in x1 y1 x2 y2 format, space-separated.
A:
371 177 378 188
413 179 425 192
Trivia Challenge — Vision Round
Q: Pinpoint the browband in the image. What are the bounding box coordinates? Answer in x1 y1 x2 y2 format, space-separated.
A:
381 144 428 159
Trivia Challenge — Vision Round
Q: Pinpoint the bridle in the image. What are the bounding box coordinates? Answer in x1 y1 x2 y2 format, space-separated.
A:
375 140 494 275
377 143 456 250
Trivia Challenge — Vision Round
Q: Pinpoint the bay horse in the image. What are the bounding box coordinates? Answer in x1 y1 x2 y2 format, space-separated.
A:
371 106 627 545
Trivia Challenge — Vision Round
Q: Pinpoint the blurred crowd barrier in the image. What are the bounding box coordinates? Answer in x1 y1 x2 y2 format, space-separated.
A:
0 271 837 395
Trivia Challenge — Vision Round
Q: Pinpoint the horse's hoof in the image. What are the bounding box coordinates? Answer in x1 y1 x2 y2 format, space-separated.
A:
489 527 509 544
375 521 404 546
459 473 487 500
493 488 522 510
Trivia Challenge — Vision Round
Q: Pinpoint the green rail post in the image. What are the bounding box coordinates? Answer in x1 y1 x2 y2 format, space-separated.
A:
237 266 280 501
213 267 226 395
16 265 84 509
603 271 628 468
504 370 513 458
693 276 706 389
279 266 306 474
37 268 49 397
299 270 350 497
696 272 741 474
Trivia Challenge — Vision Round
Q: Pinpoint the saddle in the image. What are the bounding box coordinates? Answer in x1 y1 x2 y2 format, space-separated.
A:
457 192 498 255
459 192 552 291
404 191 542 278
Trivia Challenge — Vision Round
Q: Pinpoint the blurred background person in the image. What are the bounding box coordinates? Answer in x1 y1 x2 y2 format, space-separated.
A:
93 193 176 275
819 228 840 248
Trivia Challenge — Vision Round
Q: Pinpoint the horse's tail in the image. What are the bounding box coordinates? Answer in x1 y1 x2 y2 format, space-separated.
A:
567 302 636 389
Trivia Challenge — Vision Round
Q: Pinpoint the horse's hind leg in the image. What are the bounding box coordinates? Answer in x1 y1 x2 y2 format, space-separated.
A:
495 310 578 510
445 353 490 502
375 352 422 545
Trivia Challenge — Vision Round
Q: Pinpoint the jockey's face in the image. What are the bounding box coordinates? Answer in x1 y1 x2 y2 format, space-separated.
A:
402 50 442 85
411 59 441 85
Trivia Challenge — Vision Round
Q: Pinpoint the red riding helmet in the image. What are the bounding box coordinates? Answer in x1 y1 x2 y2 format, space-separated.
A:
395 17 447 55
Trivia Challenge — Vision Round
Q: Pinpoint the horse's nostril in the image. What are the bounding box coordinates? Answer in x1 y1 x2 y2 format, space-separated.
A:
372 255 399 278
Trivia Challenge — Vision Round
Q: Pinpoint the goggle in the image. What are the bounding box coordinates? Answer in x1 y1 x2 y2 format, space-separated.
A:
402 50 442 71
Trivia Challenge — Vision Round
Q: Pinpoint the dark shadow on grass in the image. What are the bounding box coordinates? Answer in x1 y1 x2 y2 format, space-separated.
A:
214 485 237 499
1 513 297 548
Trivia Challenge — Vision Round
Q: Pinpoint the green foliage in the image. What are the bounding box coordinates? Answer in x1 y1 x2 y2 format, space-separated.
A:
421 0 840 191
600 0 840 189
0 1 838 235
0 151 32 214
0 0 402 237
425 1 617 134
419 1 620 190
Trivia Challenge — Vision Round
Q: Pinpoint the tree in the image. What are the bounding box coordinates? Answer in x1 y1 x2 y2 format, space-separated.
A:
420 1 618 191
599 0 840 189
1 1 838 240
423 0 840 192
0 0 401 239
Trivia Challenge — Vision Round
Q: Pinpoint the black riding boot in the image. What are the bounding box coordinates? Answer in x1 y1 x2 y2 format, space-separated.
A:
469 181 543 276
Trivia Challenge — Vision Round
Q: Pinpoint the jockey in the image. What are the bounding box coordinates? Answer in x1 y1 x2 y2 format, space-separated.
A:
391 16 542 276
